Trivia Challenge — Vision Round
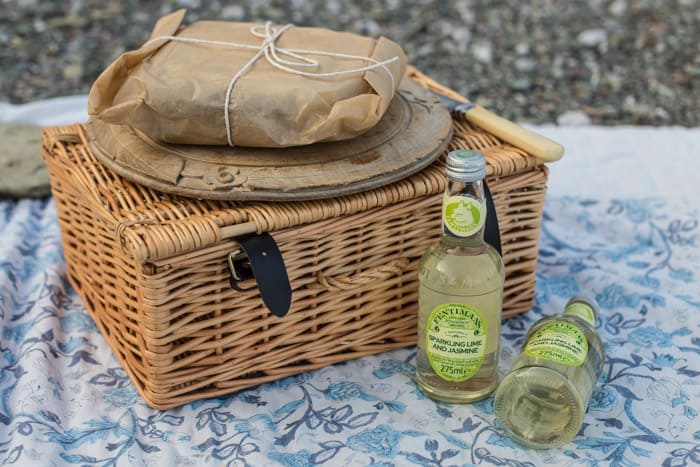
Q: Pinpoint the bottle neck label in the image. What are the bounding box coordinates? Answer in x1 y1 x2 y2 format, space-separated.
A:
442 194 486 237
524 321 588 367
426 303 487 382
564 302 596 326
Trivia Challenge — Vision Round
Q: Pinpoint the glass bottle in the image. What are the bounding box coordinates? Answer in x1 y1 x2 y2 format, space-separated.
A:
493 295 606 449
415 150 505 403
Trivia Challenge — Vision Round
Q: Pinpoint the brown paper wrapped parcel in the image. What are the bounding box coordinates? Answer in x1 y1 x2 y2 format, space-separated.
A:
88 10 408 147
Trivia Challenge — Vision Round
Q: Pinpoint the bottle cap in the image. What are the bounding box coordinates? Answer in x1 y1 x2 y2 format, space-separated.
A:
564 294 599 325
446 150 486 182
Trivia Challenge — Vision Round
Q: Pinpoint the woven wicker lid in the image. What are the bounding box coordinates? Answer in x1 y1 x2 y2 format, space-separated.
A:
84 78 453 201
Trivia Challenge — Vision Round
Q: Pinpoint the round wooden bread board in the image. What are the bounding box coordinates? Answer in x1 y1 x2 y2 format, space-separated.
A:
85 78 453 201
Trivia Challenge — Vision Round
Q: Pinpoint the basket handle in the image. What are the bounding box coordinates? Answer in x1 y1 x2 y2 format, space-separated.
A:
311 258 410 291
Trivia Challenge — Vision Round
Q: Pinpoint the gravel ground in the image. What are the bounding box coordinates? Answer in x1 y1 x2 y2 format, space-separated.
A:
1 0 699 126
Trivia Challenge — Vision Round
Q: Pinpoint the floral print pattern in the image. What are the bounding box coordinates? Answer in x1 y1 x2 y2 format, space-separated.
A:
0 195 698 466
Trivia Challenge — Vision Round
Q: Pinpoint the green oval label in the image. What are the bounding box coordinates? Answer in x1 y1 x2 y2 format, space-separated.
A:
426 303 487 382
443 195 486 237
524 321 588 366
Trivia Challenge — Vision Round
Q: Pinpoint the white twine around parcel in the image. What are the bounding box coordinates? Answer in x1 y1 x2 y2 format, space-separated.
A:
146 22 400 146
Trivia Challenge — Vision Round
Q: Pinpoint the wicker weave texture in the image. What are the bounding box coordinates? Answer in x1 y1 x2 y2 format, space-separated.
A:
43 71 548 409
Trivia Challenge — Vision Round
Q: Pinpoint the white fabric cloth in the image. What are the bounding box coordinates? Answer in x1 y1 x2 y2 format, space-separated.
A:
532 124 700 198
0 95 88 126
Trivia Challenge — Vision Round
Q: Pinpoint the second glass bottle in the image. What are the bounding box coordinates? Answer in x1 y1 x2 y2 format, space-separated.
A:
415 150 505 403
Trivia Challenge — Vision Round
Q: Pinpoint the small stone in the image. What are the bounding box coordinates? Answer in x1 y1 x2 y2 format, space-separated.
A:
609 0 627 16
514 57 537 72
438 20 453 35
604 72 623 92
327 0 342 15
33 18 47 33
509 77 533 91
450 26 471 44
577 29 608 47
175 0 201 8
289 0 307 10
622 96 655 119
655 107 671 121
0 123 51 198
513 93 528 105
515 42 530 55
557 110 592 126
250 0 272 9
622 95 637 112
363 20 380 37
630 0 657 12
262 7 285 22
653 82 676 99
457 4 475 23
551 56 565 79
683 64 700 77
450 27 471 54
47 14 86 28
133 11 151 23
222 5 245 20
63 63 83 80
17 0 38 8
471 40 493 64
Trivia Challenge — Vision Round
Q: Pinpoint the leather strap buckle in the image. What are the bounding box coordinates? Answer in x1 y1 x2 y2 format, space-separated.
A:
228 232 292 317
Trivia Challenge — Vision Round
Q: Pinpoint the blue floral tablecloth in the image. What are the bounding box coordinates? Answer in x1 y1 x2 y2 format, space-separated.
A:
1 193 698 467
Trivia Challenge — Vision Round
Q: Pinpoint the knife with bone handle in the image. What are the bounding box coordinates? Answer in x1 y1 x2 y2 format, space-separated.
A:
432 90 564 162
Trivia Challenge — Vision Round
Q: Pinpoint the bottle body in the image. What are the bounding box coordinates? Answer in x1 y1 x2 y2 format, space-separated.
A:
494 297 605 448
416 240 504 402
415 150 504 403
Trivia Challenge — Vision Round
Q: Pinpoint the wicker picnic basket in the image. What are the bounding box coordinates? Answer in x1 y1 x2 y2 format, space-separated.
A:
42 70 548 409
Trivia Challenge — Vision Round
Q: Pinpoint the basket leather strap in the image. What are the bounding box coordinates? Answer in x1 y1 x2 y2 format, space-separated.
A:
228 183 499 317
483 180 502 256
228 232 292 317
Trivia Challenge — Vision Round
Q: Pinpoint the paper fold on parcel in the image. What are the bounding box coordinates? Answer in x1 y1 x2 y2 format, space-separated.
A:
88 10 408 148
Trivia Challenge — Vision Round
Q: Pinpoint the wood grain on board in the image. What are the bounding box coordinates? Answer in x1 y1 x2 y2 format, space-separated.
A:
86 78 453 201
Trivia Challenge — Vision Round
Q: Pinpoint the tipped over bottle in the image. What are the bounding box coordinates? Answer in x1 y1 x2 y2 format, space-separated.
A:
493 295 605 449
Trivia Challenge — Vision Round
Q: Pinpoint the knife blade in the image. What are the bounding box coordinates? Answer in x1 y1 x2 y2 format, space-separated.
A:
432 90 564 162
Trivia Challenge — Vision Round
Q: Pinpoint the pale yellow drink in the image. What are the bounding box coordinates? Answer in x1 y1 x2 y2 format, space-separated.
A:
415 150 504 403
494 296 606 448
